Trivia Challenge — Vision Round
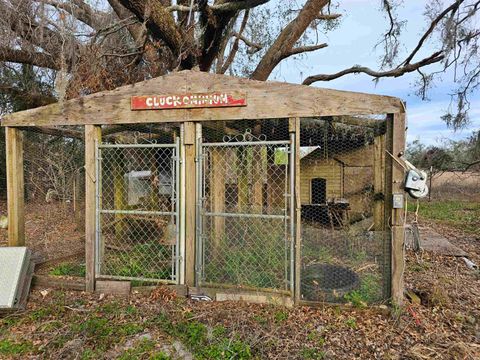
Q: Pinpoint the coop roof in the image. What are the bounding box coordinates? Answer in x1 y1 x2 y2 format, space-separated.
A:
1 70 404 127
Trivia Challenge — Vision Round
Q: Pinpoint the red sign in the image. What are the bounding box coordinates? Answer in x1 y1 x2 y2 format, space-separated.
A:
131 92 247 110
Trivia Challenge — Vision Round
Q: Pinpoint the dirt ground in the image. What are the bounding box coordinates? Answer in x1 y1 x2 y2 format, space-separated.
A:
0 200 84 262
0 202 479 359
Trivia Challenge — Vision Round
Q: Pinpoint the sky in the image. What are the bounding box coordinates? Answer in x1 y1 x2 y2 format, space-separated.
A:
268 0 480 145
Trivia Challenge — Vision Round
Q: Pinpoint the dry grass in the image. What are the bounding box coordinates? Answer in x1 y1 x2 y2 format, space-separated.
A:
429 171 480 201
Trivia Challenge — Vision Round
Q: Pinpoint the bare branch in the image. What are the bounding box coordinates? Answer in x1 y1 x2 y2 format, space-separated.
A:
401 0 464 66
286 43 328 58
117 0 193 68
317 13 341 20
251 0 331 81
38 0 106 30
0 1 80 63
303 51 444 85
168 0 270 13
231 31 263 53
219 10 250 74
0 46 59 70
107 0 145 44
463 159 480 172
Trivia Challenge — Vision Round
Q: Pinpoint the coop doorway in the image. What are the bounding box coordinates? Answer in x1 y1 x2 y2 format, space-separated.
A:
311 178 327 204
95 141 180 284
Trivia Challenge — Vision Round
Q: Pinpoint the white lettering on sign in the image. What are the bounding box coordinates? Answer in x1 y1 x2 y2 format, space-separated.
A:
131 92 247 110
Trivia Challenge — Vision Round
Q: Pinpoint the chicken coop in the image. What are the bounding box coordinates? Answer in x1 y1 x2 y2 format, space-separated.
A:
1 70 407 306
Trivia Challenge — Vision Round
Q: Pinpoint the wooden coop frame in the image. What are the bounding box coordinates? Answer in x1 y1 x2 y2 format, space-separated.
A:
1 70 407 306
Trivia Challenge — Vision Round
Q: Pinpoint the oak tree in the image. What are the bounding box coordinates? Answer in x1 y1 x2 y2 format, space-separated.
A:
0 0 479 128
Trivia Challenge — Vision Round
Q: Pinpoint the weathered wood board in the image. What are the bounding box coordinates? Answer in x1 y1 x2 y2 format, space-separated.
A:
2 70 403 127
95 280 131 296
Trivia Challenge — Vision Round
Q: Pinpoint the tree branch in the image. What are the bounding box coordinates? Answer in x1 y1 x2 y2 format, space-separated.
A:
168 0 270 13
232 31 263 54
251 0 331 81
1 1 80 64
463 159 480 171
38 0 106 30
0 46 60 70
303 51 444 85
106 0 145 45
401 0 464 66
117 0 190 67
317 13 341 20
285 43 328 58
219 10 250 74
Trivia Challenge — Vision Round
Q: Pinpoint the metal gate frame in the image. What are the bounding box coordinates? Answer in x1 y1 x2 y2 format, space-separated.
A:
195 126 295 294
95 140 181 284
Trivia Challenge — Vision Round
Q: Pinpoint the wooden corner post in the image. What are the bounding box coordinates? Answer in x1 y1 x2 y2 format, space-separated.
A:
386 112 406 307
183 122 196 287
6 127 25 246
85 125 101 292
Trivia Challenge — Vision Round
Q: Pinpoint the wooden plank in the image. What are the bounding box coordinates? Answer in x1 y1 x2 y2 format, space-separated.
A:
385 112 406 306
6 127 25 246
85 125 101 292
290 118 302 304
216 292 293 307
95 280 131 296
391 225 405 306
184 122 196 286
32 275 86 291
2 70 403 127
373 135 385 231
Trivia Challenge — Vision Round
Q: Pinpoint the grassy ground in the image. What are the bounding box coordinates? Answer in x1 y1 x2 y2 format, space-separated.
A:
408 200 480 236
1 199 479 359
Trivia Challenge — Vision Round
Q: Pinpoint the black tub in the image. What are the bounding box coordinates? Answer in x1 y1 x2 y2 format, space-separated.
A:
301 263 360 302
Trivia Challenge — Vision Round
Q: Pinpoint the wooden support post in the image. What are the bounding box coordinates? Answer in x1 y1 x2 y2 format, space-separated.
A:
386 112 406 306
373 135 385 231
210 148 225 255
6 127 25 246
85 125 101 292
290 118 302 303
184 122 196 286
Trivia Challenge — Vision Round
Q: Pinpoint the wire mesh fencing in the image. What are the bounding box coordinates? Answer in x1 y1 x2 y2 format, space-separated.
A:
96 140 180 283
0 117 393 303
23 127 85 264
299 116 390 304
197 120 294 293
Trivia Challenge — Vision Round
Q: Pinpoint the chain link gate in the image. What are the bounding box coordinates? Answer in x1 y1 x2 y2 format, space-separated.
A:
95 140 180 284
196 129 295 294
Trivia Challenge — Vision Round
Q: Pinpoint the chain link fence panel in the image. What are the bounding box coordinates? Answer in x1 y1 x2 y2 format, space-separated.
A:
97 140 180 283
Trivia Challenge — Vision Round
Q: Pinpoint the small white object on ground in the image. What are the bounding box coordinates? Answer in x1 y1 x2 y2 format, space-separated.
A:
462 257 478 270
